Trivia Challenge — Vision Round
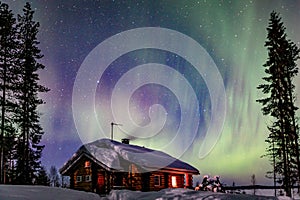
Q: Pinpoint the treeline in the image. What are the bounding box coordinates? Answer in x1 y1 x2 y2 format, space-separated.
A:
37 165 69 187
0 1 49 184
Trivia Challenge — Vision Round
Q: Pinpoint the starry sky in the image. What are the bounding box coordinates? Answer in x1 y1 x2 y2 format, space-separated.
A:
3 0 300 185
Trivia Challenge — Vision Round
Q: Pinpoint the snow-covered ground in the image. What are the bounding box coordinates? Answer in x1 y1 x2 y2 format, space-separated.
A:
0 185 296 200
103 188 278 200
0 185 100 200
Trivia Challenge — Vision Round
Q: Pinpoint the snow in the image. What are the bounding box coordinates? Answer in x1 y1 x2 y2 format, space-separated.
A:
242 189 300 200
103 188 279 200
70 139 199 173
1 185 295 200
0 185 100 200
86 142 122 170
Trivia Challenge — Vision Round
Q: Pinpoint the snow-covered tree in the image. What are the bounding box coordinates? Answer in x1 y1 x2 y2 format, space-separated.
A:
49 166 60 187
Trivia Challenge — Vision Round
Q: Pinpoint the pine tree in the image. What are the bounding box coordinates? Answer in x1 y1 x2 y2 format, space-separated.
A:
0 1 19 184
14 2 49 184
257 11 300 197
36 166 50 186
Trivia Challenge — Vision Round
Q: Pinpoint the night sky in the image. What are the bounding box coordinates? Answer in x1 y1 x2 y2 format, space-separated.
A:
3 0 300 185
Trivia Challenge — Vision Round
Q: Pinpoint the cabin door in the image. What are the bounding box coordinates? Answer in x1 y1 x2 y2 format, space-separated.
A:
97 172 105 193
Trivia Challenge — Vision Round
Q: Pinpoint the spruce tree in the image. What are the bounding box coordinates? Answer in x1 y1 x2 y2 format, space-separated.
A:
36 166 50 186
0 1 18 184
14 2 49 184
257 11 300 197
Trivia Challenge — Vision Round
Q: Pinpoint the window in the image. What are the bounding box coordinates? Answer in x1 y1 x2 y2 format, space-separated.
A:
76 176 82 182
85 161 91 168
154 175 161 186
85 175 91 182
171 176 177 187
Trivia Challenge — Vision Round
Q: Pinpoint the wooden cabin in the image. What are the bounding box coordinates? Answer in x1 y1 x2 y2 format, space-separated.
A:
59 139 199 194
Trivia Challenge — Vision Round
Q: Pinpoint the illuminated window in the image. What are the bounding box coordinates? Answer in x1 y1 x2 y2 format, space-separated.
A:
85 161 91 168
76 176 82 182
85 175 91 182
154 175 161 186
171 176 177 187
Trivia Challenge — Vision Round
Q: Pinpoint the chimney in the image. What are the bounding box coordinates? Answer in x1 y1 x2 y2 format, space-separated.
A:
121 138 130 144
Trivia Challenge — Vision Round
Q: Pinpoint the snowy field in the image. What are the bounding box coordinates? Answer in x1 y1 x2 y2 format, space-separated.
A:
104 188 280 200
0 185 296 200
0 185 100 200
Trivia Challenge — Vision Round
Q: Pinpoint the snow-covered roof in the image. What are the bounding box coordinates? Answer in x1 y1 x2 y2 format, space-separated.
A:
60 139 199 174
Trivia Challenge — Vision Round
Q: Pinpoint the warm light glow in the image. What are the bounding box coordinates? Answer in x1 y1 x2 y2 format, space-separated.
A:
171 176 177 187
85 161 91 168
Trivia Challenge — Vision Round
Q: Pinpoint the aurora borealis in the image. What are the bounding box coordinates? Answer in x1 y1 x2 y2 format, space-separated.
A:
3 0 300 185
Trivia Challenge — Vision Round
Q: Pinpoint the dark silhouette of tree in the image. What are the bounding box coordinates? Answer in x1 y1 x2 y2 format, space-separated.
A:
36 166 50 186
14 2 49 184
257 11 300 197
0 1 19 184
0 1 48 185
251 174 256 195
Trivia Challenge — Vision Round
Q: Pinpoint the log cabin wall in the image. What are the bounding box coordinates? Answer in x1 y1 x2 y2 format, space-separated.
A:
91 163 98 192
70 174 74 189
167 173 184 188
68 157 194 194
127 164 142 191
149 172 167 191
104 170 112 194
126 172 143 191
141 173 150 191
73 159 93 192
93 167 107 194
68 156 114 194
185 174 193 188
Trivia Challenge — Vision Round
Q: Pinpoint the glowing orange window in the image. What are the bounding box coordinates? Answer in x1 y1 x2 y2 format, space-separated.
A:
171 176 177 187
85 161 91 168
